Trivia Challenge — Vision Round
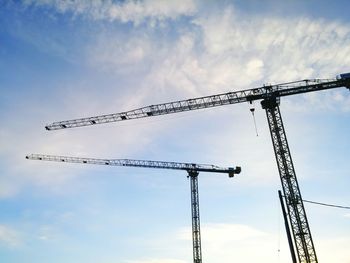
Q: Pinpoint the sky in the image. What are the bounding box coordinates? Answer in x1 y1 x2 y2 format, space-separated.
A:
0 0 350 262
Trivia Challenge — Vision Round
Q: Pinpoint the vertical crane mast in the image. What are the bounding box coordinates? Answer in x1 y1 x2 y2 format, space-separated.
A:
26 154 241 263
262 98 317 262
189 171 202 263
43 73 350 263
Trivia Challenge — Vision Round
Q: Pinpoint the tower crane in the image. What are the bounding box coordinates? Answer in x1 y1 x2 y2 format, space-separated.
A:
26 153 241 263
43 72 350 263
45 74 350 132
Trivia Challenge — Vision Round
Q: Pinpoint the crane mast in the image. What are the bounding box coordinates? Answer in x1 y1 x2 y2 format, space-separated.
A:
26 154 241 263
262 98 317 262
43 73 350 263
189 170 201 263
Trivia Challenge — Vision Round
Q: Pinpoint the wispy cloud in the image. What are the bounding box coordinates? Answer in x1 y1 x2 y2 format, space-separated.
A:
0 225 21 247
126 223 289 262
177 223 267 242
316 236 350 262
23 0 197 25
194 7 350 85
3 1 349 198
85 5 350 110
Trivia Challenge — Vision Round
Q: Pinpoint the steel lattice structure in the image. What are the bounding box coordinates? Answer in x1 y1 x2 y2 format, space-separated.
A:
189 171 202 263
26 154 239 176
45 78 349 131
262 98 317 262
26 154 241 263
43 73 350 263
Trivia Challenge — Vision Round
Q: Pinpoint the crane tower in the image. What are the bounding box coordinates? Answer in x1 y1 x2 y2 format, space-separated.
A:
43 73 350 262
26 154 241 263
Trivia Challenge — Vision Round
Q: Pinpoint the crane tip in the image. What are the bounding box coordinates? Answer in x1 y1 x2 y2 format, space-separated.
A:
228 166 241 177
235 166 241 174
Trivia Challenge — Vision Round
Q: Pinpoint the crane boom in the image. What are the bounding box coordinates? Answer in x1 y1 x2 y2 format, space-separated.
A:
26 154 240 263
45 77 350 130
26 154 240 176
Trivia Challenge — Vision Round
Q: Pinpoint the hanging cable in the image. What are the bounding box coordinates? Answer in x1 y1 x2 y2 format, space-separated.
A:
248 102 259 136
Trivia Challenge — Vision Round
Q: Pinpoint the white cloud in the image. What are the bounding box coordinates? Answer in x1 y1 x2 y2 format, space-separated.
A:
87 33 153 74
24 0 197 25
0 225 21 247
127 223 350 262
0 120 168 196
4 0 349 198
85 5 350 109
0 164 20 198
316 236 350 262
130 223 291 263
177 223 267 242
194 8 350 84
198 224 282 262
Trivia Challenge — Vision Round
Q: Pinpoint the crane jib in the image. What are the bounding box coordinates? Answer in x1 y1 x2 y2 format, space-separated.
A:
25 154 241 176
44 75 350 131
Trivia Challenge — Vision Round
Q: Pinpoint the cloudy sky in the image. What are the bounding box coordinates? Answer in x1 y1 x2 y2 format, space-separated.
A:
1 0 350 262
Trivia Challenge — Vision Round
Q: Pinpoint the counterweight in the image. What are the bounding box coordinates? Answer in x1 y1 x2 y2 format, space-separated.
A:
43 73 350 263
26 154 241 263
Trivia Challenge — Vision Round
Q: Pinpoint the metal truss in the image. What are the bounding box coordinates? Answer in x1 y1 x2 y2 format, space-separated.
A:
262 98 318 263
45 78 349 130
189 171 202 263
26 154 240 176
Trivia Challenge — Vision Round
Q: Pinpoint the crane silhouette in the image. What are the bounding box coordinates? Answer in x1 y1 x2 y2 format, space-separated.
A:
26 153 241 263
43 73 350 263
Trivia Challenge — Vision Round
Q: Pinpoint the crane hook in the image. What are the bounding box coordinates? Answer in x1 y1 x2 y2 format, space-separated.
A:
249 105 259 137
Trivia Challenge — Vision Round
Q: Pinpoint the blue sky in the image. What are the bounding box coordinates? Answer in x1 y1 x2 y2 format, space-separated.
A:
1 0 350 262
